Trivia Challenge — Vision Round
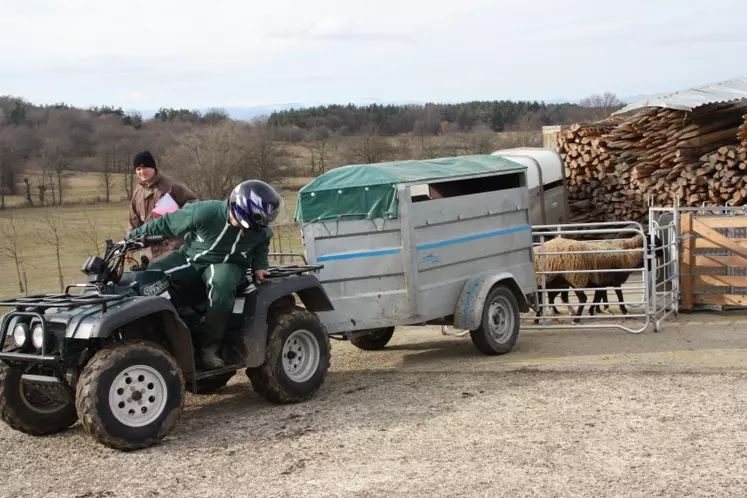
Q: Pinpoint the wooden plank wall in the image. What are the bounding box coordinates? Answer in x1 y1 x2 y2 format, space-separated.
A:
679 212 747 310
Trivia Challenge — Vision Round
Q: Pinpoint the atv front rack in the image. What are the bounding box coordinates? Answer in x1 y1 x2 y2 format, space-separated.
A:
0 292 126 312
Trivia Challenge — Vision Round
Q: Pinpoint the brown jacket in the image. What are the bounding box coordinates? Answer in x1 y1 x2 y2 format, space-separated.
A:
128 172 198 262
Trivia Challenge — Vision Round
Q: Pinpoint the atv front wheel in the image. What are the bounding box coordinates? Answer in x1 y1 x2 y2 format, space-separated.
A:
246 307 330 404
0 364 78 436
75 340 185 451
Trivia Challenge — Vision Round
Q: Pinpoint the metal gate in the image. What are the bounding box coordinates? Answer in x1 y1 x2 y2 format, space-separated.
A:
520 209 679 334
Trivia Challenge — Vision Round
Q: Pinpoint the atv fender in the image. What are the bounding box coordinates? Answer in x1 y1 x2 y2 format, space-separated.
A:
67 296 196 383
242 275 333 368
454 273 530 331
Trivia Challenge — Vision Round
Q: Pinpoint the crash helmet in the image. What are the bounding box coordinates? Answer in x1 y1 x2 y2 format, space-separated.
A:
228 180 282 231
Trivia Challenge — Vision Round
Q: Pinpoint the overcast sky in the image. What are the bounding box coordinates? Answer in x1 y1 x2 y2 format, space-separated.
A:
1 0 745 111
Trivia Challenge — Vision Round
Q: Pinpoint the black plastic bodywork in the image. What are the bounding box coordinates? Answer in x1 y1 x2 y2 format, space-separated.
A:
0 263 332 391
240 274 334 367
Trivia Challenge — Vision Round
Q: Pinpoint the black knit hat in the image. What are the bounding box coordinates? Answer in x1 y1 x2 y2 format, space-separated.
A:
133 150 157 170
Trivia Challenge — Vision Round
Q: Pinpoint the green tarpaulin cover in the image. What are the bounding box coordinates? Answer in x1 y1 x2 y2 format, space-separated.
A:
294 154 526 223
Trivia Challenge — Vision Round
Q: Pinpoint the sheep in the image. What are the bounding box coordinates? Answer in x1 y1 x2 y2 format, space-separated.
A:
533 234 660 323
550 238 638 317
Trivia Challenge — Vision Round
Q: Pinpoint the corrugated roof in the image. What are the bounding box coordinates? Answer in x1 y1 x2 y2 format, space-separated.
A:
612 77 747 115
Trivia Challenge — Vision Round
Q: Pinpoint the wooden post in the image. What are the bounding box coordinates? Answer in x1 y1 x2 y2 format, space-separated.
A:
680 212 694 310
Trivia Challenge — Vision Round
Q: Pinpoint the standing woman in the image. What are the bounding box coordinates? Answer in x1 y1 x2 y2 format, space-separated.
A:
128 150 198 262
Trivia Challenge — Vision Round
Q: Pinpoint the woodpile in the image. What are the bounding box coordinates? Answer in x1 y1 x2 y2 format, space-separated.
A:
739 114 747 149
696 146 747 205
557 118 629 224
558 101 747 223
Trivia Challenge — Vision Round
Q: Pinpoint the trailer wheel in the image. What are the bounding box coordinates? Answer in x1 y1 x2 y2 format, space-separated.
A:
350 327 395 351
470 285 520 355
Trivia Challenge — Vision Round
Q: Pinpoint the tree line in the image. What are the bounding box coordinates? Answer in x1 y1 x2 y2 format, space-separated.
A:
266 96 624 136
0 92 624 209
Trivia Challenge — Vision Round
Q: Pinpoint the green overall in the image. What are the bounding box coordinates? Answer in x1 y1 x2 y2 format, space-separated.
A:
126 199 272 348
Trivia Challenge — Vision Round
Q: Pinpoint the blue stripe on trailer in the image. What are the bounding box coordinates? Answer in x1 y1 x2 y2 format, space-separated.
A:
316 248 401 262
315 224 531 262
415 225 531 251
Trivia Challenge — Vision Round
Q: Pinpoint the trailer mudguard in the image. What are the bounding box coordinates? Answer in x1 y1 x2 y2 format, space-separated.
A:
454 273 529 331
242 275 334 368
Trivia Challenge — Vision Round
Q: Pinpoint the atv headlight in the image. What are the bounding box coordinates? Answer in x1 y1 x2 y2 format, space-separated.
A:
12 323 29 347
31 325 45 349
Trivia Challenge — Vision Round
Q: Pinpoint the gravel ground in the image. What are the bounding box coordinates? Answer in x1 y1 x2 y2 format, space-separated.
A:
3 310 747 498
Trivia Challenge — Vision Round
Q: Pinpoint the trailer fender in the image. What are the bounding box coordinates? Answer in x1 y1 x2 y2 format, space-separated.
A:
454 273 529 331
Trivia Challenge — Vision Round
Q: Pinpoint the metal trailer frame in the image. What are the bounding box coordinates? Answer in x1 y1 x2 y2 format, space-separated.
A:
298 168 538 339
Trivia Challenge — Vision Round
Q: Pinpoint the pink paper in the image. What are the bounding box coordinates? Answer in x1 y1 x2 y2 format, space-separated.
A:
152 193 179 218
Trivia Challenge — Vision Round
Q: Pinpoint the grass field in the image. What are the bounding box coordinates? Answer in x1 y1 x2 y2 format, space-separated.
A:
0 177 306 300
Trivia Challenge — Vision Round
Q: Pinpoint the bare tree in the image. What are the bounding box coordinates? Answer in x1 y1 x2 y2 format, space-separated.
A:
38 136 73 205
0 125 36 209
0 214 29 294
351 124 394 164
37 210 65 292
80 212 104 256
93 114 138 203
22 177 32 205
246 126 288 182
456 122 496 155
163 122 253 199
306 126 335 176
580 92 625 122
163 121 288 200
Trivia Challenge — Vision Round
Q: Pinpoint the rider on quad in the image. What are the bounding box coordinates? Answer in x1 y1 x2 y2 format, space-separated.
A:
124 179 282 369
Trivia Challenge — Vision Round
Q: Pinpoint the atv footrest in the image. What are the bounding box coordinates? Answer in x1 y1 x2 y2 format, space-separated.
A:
21 374 73 403
194 363 244 380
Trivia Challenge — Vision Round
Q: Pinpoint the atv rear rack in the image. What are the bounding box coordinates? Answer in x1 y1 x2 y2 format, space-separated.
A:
0 292 126 312
263 264 324 279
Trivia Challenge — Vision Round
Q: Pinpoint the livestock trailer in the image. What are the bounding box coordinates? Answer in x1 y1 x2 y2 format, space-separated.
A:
294 154 538 354
489 147 569 227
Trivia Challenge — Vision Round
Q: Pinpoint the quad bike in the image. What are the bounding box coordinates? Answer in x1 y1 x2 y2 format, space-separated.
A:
0 234 334 451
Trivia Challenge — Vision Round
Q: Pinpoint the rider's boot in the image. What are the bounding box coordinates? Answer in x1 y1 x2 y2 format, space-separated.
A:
198 309 230 370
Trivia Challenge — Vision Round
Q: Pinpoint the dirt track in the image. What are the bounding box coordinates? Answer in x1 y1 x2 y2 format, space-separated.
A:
3 311 747 498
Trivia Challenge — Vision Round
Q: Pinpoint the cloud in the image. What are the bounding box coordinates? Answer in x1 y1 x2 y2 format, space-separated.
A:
0 0 745 109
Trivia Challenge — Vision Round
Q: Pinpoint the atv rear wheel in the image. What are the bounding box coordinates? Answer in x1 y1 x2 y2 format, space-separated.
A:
246 306 330 404
0 364 78 436
350 327 395 351
75 340 185 451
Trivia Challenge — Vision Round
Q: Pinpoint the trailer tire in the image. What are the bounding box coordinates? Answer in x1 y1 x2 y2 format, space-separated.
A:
470 285 520 355
350 327 395 351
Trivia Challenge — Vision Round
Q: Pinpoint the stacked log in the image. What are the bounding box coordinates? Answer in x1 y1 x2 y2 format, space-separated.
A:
697 146 747 206
557 101 747 223
739 114 747 149
555 118 625 223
